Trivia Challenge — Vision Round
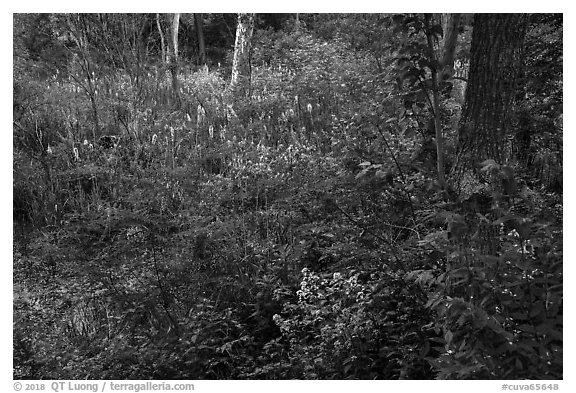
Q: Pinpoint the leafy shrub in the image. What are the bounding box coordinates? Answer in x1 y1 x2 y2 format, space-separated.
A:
273 268 434 379
409 163 562 379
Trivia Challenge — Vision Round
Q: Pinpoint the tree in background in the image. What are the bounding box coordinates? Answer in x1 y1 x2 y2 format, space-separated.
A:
170 13 181 102
194 13 207 66
423 14 448 188
230 13 255 98
513 14 562 189
439 13 461 82
393 13 464 189
156 13 166 64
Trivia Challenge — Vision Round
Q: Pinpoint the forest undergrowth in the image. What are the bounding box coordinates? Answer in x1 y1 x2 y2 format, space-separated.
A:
13 13 562 380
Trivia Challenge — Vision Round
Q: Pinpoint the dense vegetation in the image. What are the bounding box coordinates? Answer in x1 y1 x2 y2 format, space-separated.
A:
13 13 562 380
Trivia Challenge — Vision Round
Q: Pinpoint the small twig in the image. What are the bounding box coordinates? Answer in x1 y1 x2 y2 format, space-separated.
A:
381 220 421 240
373 123 416 221
151 237 179 336
417 76 436 118
331 201 407 273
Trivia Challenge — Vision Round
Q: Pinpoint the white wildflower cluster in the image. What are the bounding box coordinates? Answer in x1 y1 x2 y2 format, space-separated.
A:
126 226 146 242
272 267 384 366
296 268 322 302
296 268 367 306
272 313 293 334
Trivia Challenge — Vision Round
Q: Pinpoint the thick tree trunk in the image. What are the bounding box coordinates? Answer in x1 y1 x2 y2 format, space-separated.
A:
194 13 207 66
230 13 255 98
451 14 529 195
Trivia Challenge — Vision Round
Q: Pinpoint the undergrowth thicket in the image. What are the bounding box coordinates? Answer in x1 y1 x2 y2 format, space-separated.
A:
13 14 562 379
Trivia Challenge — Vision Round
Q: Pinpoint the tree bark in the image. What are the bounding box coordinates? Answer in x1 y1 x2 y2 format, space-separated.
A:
170 13 181 104
156 13 166 64
451 13 529 195
439 13 461 81
230 13 255 98
194 13 207 66
171 14 180 63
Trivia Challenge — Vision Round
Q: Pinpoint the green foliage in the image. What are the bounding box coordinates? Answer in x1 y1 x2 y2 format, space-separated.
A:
512 14 562 191
409 163 562 379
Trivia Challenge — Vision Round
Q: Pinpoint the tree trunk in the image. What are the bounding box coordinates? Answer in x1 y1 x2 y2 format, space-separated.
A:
170 13 180 103
424 14 446 188
156 13 166 64
451 13 529 195
439 13 461 81
230 13 255 98
171 13 180 64
194 13 207 66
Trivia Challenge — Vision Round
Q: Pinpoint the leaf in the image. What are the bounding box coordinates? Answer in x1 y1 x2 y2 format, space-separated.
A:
479 159 498 173
375 170 387 179
492 214 520 226
344 363 353 374
517 324 536 333
500 165 515 179
444 330 454 347
510 312 529 321
355 168 370 179
419 340 431 357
